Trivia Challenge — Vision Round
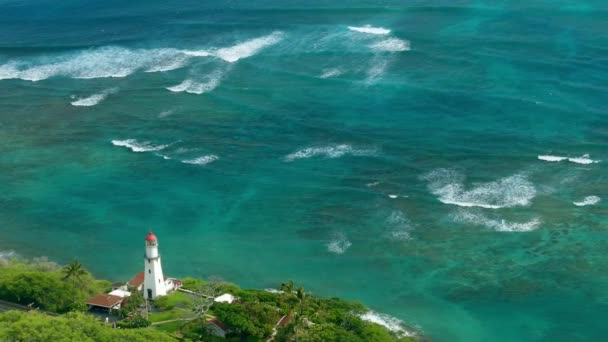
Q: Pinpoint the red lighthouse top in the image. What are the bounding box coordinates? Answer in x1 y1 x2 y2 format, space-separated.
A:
145 231 158 242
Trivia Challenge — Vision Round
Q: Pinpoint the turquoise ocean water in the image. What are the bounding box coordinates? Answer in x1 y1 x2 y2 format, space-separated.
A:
1 1 607 340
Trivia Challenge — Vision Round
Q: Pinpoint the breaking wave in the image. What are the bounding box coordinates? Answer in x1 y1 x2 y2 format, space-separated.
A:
284 144 377 162
370 38 411 52
167 68 224 94
167 78 220 94
0 30 284 82
568 154 600 164
538 154 600 164
348 25 391 35
423 169 536 209
181 155 219 165
573 196 600 206
214 31 284 63
453 210 541 232
538 155 567 162
111 139 169 153
359 311 415 337
71 88 117 106
327 232 351 254
0 46 211 82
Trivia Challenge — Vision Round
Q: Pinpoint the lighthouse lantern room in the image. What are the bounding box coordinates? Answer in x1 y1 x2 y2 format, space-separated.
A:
143 231 167 299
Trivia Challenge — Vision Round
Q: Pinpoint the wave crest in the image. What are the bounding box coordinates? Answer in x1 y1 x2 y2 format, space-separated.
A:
573 195 600 207
181 155 219 165
284 144 376 162
214 31 284 63
111 139 169 153
71 88 117 106
348 25 391 35
538 154 600 164
453 210 541 232
320 68 343 79
0 46 211 82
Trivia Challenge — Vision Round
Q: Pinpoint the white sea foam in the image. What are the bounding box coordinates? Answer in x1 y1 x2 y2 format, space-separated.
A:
111 139 169 153
538 155 567 162
181 155 219 165
158 109 176 118
264 288 284 294
370 38 411 52
359 311 415 337
214 31 284 63
180 50 211 57
327 233 352 254
284 144 376 162
71 88 117 106
423 169 536 209
453 210 541 232
388 194 398 199
145 55 189 73
320 68 343 79
348 25 391 35
167 78 220 94
366 58 389 83
175 147 197 154
538 154 599 164
167 69 224 94
0 250 17 260
573 195 601 207
568 154 599 164
0 46 211 82
387 210 413 241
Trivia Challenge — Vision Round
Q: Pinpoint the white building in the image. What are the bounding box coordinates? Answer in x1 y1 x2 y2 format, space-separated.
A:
214 293 237 304
143 231 167 299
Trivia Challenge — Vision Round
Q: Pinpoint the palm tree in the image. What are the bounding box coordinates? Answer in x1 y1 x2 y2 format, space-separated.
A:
280 280 295 294
62 260 88 305
296 287 305 316
62 260 88 283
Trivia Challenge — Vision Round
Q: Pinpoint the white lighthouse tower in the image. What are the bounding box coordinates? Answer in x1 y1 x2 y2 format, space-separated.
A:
143 231 167 299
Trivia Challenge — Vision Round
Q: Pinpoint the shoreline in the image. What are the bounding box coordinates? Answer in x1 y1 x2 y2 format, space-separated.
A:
0 251 423 341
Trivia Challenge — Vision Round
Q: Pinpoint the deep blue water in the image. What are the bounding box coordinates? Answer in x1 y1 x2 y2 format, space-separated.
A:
1 1 607 340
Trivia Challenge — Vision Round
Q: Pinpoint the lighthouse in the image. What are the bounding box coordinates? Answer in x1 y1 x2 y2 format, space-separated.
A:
143 231 167 299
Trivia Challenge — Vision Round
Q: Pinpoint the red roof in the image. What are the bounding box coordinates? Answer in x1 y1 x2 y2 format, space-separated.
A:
277 312 295 327
86 294 124 308
128 272 145 288
145 232 157 242
208 318 228 331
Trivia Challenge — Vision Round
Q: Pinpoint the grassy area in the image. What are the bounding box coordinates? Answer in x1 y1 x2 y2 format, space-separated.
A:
154 291 192 310
148 308 193 323
153 320 185 333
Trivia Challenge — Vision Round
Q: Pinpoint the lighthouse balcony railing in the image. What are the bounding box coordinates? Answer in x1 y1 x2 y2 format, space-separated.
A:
144 253 160 260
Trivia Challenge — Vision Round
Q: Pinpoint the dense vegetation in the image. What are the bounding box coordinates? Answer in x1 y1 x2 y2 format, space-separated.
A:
176 280 417 342
0 258 109 313
0 258 420 341
0 311 174 342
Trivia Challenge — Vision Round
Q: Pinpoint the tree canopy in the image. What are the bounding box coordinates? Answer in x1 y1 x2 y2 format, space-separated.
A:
0 311 174 342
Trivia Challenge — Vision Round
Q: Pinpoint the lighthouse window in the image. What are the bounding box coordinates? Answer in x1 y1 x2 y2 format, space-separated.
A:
158 279 161 283
148 269 151 274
